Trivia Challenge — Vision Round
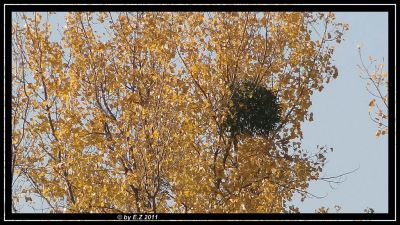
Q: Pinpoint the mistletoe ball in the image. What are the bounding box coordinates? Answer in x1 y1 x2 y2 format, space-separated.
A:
224 80 281 137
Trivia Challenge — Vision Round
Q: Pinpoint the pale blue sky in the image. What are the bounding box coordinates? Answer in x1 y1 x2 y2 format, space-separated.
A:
290 12 388 213
12 12 389 213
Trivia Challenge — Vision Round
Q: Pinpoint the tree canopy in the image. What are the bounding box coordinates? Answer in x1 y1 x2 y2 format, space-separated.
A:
11 12 348 213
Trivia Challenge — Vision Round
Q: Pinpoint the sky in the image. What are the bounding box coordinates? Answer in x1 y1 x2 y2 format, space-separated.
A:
290 12 388 213
12 12 389 213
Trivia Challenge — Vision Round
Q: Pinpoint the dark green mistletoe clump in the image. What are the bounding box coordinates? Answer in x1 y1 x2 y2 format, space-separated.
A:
223 80 281 137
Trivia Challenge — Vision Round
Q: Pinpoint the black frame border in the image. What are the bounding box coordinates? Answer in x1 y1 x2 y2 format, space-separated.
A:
2 1 397 222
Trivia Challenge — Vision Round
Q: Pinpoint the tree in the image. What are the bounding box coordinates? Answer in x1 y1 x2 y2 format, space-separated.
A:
11 12 348 213
357 49 388 138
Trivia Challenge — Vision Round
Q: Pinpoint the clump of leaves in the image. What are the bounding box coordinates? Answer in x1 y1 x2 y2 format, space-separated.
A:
223 80 281 137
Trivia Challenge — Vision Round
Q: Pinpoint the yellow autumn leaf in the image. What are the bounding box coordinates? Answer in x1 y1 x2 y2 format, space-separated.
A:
153 130 159 139
368 99 376 112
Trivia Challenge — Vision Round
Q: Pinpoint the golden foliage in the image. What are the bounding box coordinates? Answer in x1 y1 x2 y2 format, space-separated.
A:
12 12 347 213
357 49 388 138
